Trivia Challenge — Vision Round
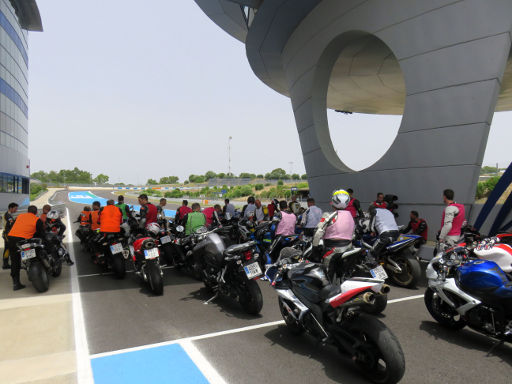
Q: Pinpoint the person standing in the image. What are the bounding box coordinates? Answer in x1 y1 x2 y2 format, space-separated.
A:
345 188 363 219
157 198 168 229
301 198 323 236
2 202 18 269
175 200 192 225
115 195 131 223
183 203 206 235
7 205 45 290
267 199 279 219
223 199 235 218
439 189 466 246
138 194 157 228
372 193 388 209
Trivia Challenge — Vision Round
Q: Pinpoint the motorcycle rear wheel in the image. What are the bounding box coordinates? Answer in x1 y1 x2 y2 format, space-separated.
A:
424 288 466 330
28 261 49 293
278 297 304 335
344 314 405 384
146 261 164 295
51 256 62 277
239 279 263 315
111 254 126 279
389 251 421 288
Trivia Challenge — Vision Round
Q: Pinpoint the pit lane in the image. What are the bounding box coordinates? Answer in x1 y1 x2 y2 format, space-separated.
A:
56 190 511 384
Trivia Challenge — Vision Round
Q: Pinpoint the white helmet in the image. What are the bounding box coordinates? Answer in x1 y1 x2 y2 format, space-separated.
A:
331 189 350 209
146 222 161 236
47 210 60 220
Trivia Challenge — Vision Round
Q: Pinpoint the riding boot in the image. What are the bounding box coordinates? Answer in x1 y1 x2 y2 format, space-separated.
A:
65 254 74 266
12 274 26 291
2 257 10 270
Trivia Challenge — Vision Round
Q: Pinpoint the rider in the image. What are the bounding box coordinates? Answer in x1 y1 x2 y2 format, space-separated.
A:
271 200 297 262
203 204 222 228
372 193 388 209
156 198 168 229
7 205 45 291
99 200 123 234
39 204 52 227
175 200 192 225
439 188 466 246
312 190 355 279
138 194 157 228
183 203 206 235
345 188 363 219
368 204 399 260
46 210 74 265
90 201 101 231
2 202 18 270
115 195 131 223
401 210 428 248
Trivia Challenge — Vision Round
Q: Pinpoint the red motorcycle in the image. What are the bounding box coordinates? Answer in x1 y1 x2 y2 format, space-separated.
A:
131 236 164 295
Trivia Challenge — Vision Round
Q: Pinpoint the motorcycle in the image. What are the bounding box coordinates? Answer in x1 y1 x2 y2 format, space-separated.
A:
425 245 512 343
131 236 164 295
356 232 422 288
94 232 128 279
265 251 405 384
17 238 60 292
193 227 264 315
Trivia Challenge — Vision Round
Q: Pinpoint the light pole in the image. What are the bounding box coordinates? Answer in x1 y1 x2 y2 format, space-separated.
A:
228 136 232 177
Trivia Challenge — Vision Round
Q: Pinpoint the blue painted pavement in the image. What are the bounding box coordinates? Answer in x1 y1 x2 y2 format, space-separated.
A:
68 191 176 218
91 343 209 384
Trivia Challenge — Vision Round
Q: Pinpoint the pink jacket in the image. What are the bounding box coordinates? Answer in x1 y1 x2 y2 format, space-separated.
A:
324 210 354 240
276 211 296 236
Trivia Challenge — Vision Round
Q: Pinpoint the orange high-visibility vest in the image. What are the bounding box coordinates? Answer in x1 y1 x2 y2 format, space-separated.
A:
90 210 101 230
8 213 39 239
99 205 122 233
80 211 91 226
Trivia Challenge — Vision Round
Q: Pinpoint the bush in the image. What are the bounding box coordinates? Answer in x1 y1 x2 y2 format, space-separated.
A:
254 184 264 191
476 176 501 199
225 185 253 199
277 180 284 186
30 183 48 200
165 189 184 198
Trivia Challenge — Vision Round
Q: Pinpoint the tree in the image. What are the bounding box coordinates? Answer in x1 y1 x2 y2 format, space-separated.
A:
204 171 217 180
256 174 263 179
265 168 287 180
146 179 158 185
93 174 109 184
217 172 226 179
159 176 179 184
239 173 256 179
480 166 499 175
301 174 308 180
291 173 300 180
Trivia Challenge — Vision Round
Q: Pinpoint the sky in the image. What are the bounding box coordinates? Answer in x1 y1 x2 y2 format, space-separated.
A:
27 1 510 184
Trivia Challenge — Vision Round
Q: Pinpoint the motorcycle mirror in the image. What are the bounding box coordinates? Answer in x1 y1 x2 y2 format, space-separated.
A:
176 225 184 233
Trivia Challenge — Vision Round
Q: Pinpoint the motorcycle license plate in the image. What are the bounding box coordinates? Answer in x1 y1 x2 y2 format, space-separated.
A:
21 249 36 261
160 235 171 245
110 243 123 255
244 262 262 279
370 265 388 280
144 248 159 259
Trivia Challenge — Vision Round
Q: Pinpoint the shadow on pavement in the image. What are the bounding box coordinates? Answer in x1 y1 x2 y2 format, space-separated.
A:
181 286 264 320
264 326 369 384
419 320 512 366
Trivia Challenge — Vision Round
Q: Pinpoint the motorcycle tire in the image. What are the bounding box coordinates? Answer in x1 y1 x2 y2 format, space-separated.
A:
424 287 466 330
364 294 388 315
389 251 421 288
51 257 62 277
146 261 164 295
28 261 49 293
239 279 263 315
111 254 126 279
343 314 405 384
278 297 304 335
160 244 174 266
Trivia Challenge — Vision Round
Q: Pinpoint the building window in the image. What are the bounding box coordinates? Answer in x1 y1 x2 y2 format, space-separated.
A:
0 172 28 194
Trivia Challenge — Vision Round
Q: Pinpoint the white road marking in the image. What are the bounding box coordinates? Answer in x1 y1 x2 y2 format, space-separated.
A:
78 265 174 278
387 294 424 304
180 340 228 384
90 292 425 360
66 208 94 384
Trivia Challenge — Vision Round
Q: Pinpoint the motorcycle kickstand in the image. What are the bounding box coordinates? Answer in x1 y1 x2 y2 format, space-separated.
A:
486 340 504 357
204 291 219 305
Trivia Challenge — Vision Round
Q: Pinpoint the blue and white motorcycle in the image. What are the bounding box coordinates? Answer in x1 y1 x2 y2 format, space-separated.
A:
425 246 512 342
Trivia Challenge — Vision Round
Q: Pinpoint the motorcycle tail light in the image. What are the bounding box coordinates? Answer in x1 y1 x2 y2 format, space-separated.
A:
244 250 252 260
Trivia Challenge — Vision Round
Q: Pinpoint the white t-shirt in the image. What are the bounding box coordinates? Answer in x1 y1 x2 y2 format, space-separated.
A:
304 205 323 228
372 208 398 234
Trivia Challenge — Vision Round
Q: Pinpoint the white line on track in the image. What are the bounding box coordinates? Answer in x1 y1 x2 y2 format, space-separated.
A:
77 265 174 278
66 208 94 384
180 340 228 384
90 293 425 360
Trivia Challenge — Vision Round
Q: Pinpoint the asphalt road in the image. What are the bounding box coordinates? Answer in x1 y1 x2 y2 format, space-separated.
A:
56 190 512 384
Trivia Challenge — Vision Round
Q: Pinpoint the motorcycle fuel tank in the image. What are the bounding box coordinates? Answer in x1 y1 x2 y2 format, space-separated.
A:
289 263 329 303
199 233 226 266
456 260 512 300
473 243 512 273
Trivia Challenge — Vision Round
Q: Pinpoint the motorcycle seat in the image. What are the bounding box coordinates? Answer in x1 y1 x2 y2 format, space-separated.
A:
224 241 256 256
320 285 341 301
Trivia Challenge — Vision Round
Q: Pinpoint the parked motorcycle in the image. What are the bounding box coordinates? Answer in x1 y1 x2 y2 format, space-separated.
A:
94 232 128 279
265 251 405 384
425 245 512 343
17 238 60 292
131 236 164 295
193 227 264 315
356 232 422 288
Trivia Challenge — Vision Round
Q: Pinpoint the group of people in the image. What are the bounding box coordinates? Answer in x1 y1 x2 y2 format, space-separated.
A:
2 203 72 291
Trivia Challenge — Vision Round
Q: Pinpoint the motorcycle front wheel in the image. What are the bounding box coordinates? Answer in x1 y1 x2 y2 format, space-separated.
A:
343 314 405 384
51 255 62 277
278 297 304 334
146 261 164 295
238 279 263 315
28 260 49 293
424 287 466 330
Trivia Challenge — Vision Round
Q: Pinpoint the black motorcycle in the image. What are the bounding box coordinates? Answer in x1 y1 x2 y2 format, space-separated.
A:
17 238 60 292
265 250 405 384
94 233 128 279
193 228 264 315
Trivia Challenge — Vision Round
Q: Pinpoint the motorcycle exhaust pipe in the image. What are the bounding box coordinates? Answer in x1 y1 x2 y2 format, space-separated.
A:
380 284 391 294
362 292 375 305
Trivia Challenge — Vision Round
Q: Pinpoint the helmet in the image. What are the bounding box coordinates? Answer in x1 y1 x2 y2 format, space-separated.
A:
47 210 60 220
146 222 161 236
331 189 350 209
